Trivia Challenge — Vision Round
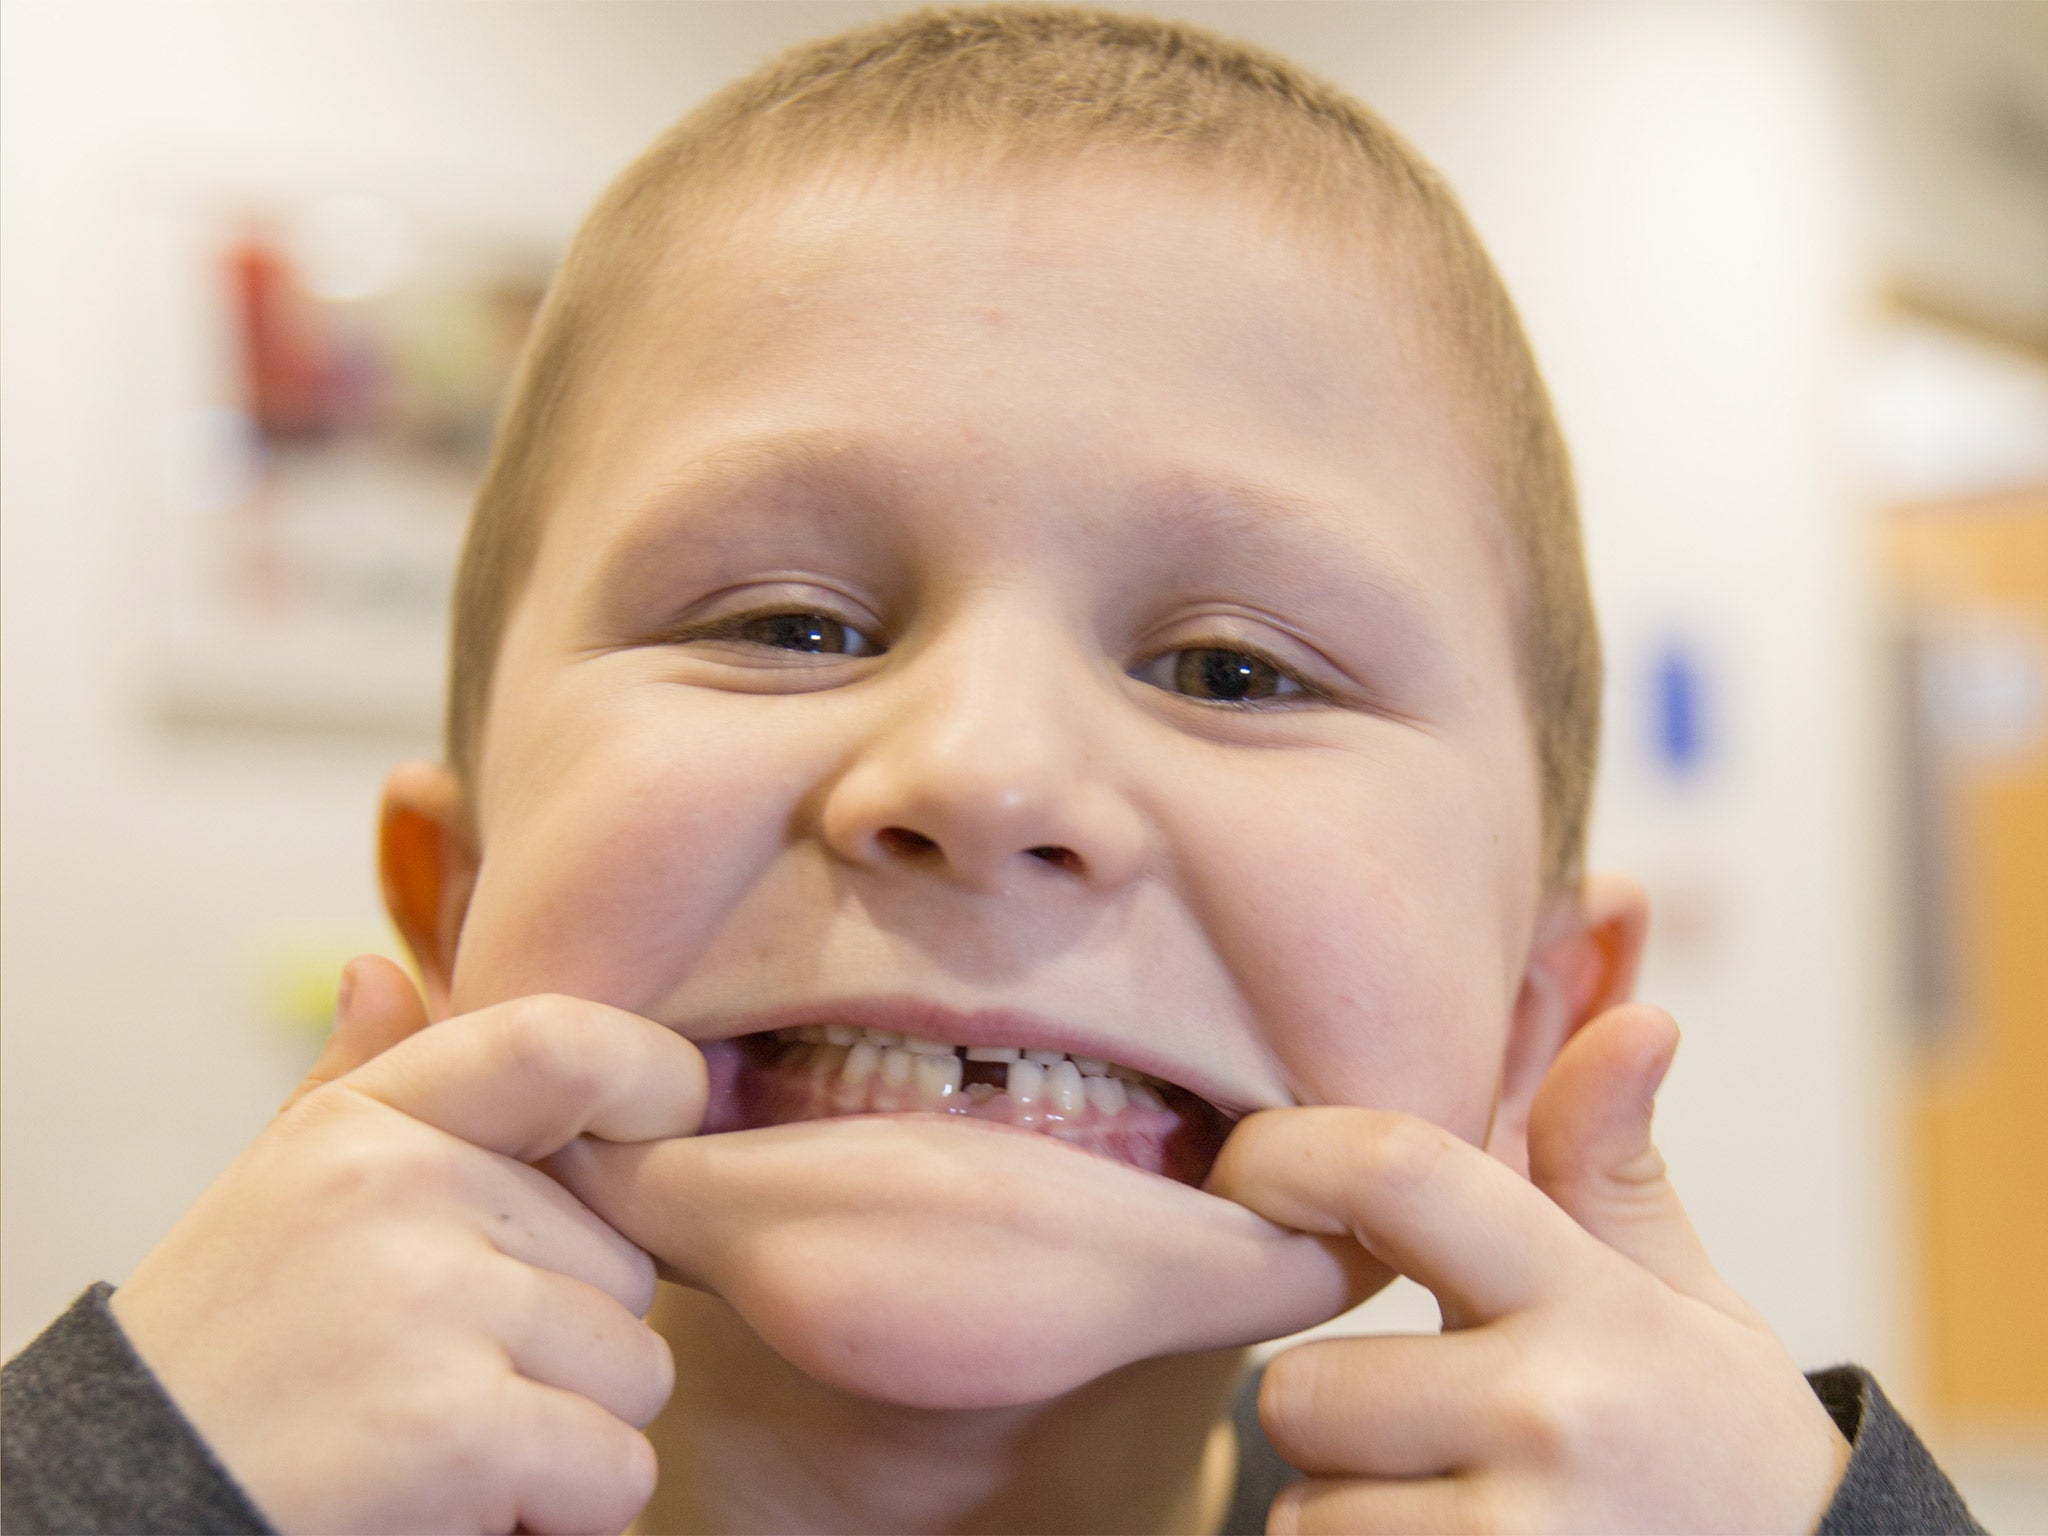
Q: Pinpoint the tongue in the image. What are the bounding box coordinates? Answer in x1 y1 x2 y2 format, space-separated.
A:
701 1040 1228 1185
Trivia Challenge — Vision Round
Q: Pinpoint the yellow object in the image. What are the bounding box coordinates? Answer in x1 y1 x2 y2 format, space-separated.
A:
253 933 403 1048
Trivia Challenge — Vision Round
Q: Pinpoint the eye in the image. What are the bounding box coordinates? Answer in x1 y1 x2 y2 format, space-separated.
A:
731 611 870 655
675 608 883 658
1136 645 1316 706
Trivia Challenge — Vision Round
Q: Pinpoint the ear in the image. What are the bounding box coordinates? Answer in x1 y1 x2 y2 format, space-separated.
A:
1484 871 1648 1175
378 760 479 1020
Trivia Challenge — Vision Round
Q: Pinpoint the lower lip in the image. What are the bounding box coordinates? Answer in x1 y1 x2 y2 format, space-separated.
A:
697 1036 1233 1187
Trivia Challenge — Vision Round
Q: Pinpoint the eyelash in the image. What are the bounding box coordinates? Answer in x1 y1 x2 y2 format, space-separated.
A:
668 607 1327 709
670 609 882 658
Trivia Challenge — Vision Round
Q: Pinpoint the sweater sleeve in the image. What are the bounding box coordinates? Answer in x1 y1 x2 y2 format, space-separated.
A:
1224 1363 1984 1536
1810 1365 1985 1536
1 1283 275 1536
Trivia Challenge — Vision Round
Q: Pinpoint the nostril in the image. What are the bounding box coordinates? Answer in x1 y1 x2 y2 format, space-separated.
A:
1028 845 1080 871
878 827 940 858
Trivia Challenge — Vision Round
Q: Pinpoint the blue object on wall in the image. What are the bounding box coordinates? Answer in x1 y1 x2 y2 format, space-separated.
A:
1652 639 1710 777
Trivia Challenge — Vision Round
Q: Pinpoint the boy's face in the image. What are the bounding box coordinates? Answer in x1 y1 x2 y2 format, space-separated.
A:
397 157 1586 1404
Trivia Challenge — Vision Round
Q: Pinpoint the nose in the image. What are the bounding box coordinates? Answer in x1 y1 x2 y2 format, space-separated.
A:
817 622 1146 894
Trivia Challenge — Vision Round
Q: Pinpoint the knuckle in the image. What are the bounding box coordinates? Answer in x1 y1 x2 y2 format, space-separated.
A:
615 1427 660 1512
631 1326 677 1428
304 1115 448 1208
493 1248 557 1326
1257 1348 1327 1458
1360 1114 1448 1202
1500 1361 1627 1471
358 1346 544 1532
1500 1371 1572 1463
372 1228 496 1319
417 1356 522 1515
618 1243 660 1319
581 1423 659 1532
491 996 619 1099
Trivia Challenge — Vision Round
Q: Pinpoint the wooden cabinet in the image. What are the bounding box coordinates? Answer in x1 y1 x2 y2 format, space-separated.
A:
1889 489 2048 1430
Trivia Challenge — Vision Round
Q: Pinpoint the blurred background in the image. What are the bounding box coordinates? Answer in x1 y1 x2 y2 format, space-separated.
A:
4 0 2045 1521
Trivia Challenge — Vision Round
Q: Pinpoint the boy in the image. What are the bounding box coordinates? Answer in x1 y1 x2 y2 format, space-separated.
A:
1 7 1982 1532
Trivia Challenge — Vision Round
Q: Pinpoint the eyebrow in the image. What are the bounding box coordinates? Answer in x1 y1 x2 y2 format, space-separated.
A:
1124 469 1442 637
584 428 909 609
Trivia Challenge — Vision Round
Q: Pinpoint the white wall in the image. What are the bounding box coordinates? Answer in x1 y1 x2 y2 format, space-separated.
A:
4 0 1894 1392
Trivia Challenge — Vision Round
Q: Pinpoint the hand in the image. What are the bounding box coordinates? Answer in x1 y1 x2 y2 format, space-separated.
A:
1206 1004 1852 1535
109 958 707 1535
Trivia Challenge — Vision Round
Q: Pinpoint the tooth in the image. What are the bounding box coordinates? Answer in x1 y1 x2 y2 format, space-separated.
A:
1073 1055 1110 1077
879 1045 915 1087
1022 1049 1066 1067
861 1027 901 1047
1126 1081 1165 1111
822 1024 860 1047
1045 1059 1087 1115
964 1045 1020 1062
902 1036 956 1056
799 1024 830 1044
1085 1075 1128 1115
842 1041 881 1086
809 1045 845 1078
1107 1063 1144 1081
1005 1058 1044 1106
914 1052 962 1106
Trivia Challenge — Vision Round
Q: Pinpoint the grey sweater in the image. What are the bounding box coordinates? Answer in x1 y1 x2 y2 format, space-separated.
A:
4 1285 1986 1535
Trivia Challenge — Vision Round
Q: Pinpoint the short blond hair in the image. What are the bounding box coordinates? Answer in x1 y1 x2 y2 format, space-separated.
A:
450 3 1599 889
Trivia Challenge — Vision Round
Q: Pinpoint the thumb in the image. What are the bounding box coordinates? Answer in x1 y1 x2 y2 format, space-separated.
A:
279 954 433 1114
1527 1004 1744 1312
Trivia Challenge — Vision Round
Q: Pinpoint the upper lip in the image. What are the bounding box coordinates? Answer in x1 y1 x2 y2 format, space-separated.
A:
680 993 1256 1114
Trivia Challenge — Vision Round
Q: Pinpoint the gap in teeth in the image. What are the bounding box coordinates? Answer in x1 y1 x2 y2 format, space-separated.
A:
770 1028 1168 1108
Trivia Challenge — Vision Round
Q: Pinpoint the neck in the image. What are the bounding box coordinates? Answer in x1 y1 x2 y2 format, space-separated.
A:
635 1284 1245 1535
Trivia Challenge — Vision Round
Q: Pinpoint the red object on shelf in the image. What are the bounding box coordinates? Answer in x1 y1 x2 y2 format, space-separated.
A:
226 231 332 442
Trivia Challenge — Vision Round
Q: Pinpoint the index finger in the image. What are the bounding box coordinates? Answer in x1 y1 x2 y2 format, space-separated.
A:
1204 1107 1599 1324
335 994 708 1161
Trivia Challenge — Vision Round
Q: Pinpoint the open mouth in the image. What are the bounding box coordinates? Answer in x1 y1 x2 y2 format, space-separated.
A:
698 1026 1238 1186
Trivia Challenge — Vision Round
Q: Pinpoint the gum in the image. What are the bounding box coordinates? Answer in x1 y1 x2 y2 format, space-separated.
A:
700 1039 1229 1185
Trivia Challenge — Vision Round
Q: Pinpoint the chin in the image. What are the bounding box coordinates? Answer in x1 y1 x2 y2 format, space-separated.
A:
551 1112 1374 1410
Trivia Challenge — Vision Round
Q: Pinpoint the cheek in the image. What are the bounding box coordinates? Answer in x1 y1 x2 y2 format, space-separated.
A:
1171 742 1530 1140
451 691 822 1012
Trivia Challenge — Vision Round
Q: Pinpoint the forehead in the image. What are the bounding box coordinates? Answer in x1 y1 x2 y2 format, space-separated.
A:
528 155 1517 652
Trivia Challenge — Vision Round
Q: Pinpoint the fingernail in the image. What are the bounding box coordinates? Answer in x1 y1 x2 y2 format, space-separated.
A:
335 959 360 1022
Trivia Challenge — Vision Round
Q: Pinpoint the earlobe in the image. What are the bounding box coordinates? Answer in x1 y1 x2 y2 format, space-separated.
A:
1487 873 1650 1172
378 760 479 1019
